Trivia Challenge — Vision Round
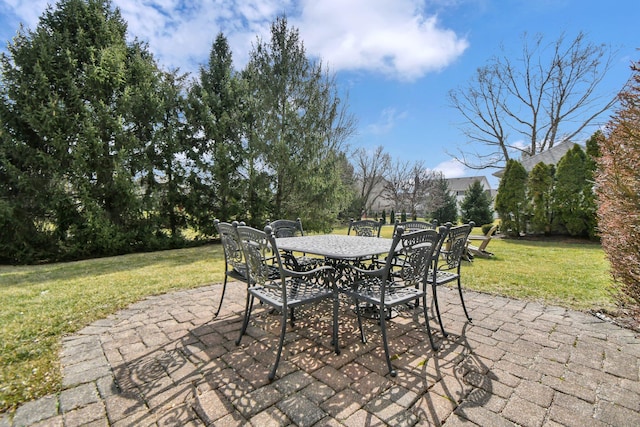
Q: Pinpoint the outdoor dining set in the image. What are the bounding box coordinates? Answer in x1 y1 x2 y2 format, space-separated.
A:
213 217 474 381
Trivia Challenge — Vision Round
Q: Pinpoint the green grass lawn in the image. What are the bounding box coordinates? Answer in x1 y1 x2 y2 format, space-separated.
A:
0 245 226 413
0 229 615 413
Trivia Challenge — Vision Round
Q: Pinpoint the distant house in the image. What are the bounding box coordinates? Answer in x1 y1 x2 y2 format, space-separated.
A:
445 176 495 215
492 139 578 178
366 175 495 218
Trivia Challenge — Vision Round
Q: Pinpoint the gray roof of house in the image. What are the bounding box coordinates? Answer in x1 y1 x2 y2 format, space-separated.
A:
493 140 579 177
446 176 490 191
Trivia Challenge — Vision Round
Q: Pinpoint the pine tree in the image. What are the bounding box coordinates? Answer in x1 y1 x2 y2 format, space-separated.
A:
0 0 165 261
186 33 245 233
495 160 528 237
244 16 355 229
459 180 494 225
527 162 554 235
427 176 458 224
552 144 595 237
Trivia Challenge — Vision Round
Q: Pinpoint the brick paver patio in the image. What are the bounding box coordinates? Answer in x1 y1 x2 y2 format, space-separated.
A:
3 282 639 426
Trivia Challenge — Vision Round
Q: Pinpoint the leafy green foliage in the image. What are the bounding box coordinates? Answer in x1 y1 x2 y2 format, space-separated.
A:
0 0 186 262
495 160 528 236
0 6 356 262
552 144 596 237
186 33 245 234
596 60 640 308
427 176 458 224
243 16 355 229
528 162 555 234
459 179 494 225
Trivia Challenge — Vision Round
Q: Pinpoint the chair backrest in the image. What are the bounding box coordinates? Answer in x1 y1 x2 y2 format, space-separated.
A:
214 219 245 274
439 222 474 271
236 225 283 290
268 218 304 238
388 226 443 289
394 219 438 234
348 218 383 237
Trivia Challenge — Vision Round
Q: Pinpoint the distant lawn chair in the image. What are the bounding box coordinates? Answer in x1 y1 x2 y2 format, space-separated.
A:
467 224 498 259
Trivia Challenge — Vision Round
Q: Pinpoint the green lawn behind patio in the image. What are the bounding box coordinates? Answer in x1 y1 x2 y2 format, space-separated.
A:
0 227 615 413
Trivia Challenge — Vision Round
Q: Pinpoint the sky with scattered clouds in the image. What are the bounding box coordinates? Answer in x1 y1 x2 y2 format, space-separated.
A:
1 0 638 187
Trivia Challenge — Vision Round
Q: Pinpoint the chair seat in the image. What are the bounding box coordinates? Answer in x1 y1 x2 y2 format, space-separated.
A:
345 280 423 307
429 269 459 286
249 280 334 308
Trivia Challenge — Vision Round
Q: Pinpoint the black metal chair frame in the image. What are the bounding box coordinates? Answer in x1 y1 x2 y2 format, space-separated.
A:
213 219 247 317
343 225 442 377
393 219 438 234
347 218 384 238
267 218 322 271
235 225 340 381
428 222 474 338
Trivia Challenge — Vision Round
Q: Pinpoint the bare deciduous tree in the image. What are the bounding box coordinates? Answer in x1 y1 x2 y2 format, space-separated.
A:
352 146 391 213
383 160 438 216
449 31 617 170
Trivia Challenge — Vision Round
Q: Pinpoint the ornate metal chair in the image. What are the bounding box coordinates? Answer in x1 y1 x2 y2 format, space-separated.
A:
343 225 443 377
235 225 339 381
347 218 384 237
393 219 438 234
428 222 475 338
267 218 322 271
213 220 247 317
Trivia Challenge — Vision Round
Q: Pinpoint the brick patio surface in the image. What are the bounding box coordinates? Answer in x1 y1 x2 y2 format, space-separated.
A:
2 282 639 426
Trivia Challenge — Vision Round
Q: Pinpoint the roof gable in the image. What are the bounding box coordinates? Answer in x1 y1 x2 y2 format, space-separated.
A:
493 140 580 177
446 176 490 191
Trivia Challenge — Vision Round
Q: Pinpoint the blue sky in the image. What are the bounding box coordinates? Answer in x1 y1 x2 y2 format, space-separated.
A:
1 0 637 188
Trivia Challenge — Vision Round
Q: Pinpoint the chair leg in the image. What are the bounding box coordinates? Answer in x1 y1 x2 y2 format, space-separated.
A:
379 308 397 377
289 307 296 326
332 293 340 355
214 275 228 317
432 285 448 338
236 294 254 345
269 308 288 381
457 277 472 322
422 293 438 351
354 298 367 343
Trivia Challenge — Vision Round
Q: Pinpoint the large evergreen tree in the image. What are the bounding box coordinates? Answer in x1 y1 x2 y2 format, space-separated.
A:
459 180 494 225
552 144 596 237
527 162 555 235
244 16 355 229
495 159 528 237
426 175 458 224
0 0 166 262
186 33 245 233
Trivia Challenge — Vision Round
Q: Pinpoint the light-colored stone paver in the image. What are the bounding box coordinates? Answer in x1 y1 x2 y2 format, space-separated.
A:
2 283 638 426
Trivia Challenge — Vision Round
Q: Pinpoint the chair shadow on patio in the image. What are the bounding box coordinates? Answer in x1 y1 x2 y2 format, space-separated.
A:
104 281 495 425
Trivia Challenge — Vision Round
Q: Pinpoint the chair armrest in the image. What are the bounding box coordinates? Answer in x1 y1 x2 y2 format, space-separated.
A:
345 263 386 279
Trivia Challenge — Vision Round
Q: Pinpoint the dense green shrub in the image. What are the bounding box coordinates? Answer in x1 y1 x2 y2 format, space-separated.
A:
460 179 494 225
495 160 528 237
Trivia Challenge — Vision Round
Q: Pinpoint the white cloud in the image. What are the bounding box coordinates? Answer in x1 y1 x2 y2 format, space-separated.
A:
0 0 467 80
367 107 408 135
294 0 468 80
0 0 49 30
433 158 466 178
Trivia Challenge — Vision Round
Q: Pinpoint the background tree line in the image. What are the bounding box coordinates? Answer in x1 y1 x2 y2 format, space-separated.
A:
0 0 356 263
348 145 493 227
